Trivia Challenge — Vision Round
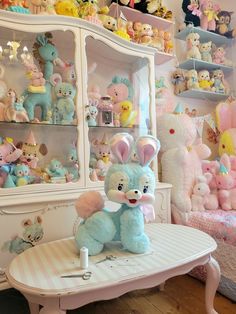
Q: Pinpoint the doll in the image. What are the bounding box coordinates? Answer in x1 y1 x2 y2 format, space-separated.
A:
199 0 220 31
182 0 201 26
164 31 174 54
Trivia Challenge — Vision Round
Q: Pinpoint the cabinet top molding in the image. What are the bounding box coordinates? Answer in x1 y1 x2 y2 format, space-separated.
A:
0 9 156 57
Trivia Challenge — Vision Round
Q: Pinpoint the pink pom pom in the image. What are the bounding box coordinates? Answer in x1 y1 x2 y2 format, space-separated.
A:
75 191 104 219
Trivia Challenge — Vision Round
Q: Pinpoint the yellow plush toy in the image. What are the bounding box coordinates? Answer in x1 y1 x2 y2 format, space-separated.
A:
120 100 137 128
55 0 78 17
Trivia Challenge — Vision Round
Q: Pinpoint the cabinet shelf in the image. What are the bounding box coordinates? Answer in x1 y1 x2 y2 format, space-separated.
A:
178 58 233 73
109 3 174 30
0 121 77 127
176 26 230 45
178 89 229 101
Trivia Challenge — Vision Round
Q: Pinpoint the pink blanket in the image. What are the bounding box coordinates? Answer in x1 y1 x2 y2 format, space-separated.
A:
186 210 236 246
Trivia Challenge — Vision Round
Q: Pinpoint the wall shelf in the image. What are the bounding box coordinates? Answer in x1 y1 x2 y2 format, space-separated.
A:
109 3 174 30
178 89 229 101
155 51 175 65
176 26 230 45
178 58 233 73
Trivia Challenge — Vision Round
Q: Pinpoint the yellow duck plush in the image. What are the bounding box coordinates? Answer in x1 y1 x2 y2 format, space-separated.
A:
120 100 137 128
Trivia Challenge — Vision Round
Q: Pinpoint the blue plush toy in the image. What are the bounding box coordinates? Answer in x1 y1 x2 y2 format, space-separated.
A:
23 33 58 121
51 74 76 125
45 158 68 178
75 133 160 255
4 164 35 188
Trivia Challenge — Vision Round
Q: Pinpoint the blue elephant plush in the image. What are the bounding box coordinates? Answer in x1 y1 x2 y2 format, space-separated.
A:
75 133 160 255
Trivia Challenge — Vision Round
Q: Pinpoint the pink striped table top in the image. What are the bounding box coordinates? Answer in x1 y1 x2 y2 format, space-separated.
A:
6 224 216 296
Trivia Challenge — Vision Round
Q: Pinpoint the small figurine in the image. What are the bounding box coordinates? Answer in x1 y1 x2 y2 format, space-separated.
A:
171 69 187 94
86 104 98 126
216 11 236 38
67 143 80 181
186 32 201 60
212 69 229 94
45 158 69 182
114 17 130 41
97 95 114 127
164 31 173 54
54 57 76 85
11 164 35 187
139 24 153 46
199 41 212 63
199 0 220 31
4 89 29 122
150 28 165 51
113 112 120 127
186 69 200 90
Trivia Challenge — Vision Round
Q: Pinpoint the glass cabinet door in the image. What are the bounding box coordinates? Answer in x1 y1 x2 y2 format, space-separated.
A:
0 24 84 204
80 30 157 187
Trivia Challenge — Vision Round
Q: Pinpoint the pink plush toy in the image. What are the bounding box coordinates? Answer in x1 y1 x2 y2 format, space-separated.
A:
199 0 220 31
54 57 76 85
107 76 134 114
216 163 236 210
22 58 46 93
157 104 211 213
215 100 236 156
4 89 29 122
75 191 104 219
212 46 225 64
191 173 218 211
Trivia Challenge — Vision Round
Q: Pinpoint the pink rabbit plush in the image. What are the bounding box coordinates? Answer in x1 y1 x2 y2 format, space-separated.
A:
202 159 219 190
215 100 236 156
216 163 236 210
23 58 46 93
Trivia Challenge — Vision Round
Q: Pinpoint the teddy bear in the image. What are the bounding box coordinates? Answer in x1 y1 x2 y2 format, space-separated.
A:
186 32 201 60
156 104 211 213
171 69 187 95
199 41 212 63
51 74 76 125
191 173 218 211
182 0 201 27
216 10 236 38
198 69 215 91
186 69 200 90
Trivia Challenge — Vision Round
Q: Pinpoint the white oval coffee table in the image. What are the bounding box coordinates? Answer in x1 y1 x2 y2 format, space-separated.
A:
6 223 220 314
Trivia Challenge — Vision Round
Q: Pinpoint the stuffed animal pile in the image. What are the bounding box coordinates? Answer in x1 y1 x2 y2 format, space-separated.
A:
74 132 160 255
181 1 236 38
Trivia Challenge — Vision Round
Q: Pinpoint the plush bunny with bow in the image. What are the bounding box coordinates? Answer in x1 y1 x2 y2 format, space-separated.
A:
75 133 160 255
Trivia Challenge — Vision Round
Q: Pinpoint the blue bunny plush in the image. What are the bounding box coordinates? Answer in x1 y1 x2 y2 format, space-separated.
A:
75 133 160 255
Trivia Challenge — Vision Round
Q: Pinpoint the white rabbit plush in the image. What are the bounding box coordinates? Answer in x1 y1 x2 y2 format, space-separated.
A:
191 173 218 211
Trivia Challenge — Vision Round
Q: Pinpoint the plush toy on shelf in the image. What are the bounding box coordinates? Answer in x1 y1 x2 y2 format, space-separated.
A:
5 164 35 187
114 17 131 41
55 0 79 17
212 69 229 94
75 133 160 255
198 69 214 91
157 104 211 213
107 76 134 114
199 41 212 63
67 143 80 181
4 89 29 122
216 10 236 38
51 73 76 125
86 104 98 126
186 32 201 60
171 68 187 95
199 0 220 31
120 100 137 128
45 158 69 182
150 28 165 51
186 69 200 90
215 99 236 156
182 0 201 27
92 134 113 181
17 131 48 170
54 57 76 85
139 23 153 46
23 32 58 122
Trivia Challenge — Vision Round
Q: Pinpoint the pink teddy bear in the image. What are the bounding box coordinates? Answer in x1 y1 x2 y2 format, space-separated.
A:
212 47 226 64
216 163 236 210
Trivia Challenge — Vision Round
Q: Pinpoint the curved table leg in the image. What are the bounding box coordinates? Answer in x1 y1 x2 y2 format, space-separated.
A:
205 256 220 314
39 306 66 314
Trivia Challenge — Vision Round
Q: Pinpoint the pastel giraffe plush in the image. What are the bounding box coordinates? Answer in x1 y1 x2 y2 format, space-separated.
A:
75 133 160 255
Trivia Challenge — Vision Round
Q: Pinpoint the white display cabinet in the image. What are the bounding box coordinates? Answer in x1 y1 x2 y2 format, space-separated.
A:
0 11 172 289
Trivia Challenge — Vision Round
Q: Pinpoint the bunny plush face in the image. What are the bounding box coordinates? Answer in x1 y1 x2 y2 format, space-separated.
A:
105 134 160 208
157 113 197 152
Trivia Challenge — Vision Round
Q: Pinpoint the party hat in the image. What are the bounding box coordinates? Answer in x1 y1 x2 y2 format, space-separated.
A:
219 163 228 175
100 133 108 145
173 103 183 114
26 131 37 146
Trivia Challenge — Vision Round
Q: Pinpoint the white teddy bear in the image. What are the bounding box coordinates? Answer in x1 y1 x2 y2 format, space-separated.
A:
191 173 218 211
186 32 201 60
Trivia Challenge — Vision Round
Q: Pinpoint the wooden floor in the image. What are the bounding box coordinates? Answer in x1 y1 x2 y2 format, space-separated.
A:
69 275 236 314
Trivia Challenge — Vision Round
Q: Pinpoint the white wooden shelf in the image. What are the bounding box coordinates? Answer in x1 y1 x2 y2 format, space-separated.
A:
179 58 233 73
178 89 229 101
176 26 230 45
109 3 174 30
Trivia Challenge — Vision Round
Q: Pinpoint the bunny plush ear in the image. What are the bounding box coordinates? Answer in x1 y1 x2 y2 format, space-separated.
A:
110 133 133 164
136 136 160 167
216 101 236 131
